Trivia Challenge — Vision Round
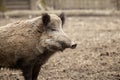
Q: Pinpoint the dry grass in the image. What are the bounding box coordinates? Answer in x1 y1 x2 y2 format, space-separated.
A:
0 16 120 80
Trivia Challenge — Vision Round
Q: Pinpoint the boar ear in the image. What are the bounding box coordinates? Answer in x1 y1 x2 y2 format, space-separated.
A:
59 13 65 25
42 13 50 26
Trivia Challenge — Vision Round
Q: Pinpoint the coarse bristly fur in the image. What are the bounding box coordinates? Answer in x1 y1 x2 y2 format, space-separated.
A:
0 13 76 80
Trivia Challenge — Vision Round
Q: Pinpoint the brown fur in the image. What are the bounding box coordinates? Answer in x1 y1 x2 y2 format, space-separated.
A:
0 13 76 80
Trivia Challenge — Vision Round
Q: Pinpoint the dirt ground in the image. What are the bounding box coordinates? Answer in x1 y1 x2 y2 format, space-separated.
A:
0 16 120 80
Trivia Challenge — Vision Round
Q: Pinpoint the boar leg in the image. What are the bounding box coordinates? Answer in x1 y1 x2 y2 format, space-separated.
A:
22 65 33 80
16 58 33 80
32 63 42 80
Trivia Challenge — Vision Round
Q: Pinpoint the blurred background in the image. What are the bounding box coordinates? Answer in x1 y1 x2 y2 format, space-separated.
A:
0 0 120 17
0 0 120 10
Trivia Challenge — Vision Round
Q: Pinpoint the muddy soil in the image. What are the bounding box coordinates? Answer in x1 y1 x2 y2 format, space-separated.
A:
0 16 120 80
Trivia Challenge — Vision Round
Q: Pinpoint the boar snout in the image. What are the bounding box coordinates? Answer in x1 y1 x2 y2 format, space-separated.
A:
61 40 77 50
57 35 77 50
70 41 77 49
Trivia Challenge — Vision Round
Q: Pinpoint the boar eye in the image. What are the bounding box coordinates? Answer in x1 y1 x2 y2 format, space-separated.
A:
51 28 57 31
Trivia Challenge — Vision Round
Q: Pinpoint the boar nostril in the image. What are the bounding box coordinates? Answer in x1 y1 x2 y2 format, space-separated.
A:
71 44 77 49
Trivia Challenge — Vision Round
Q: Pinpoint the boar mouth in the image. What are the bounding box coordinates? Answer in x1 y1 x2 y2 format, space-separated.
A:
46 41 68 52
44 40 70 52
48 45 64 52
57 41 70 50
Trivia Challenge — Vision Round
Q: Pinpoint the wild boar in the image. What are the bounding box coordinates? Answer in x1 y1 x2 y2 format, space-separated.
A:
0 13 77 80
